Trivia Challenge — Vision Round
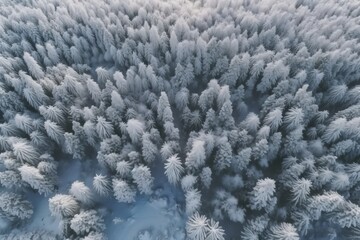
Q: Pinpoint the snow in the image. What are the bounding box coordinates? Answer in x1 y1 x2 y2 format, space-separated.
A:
104 196 185 239
104 160 186 239
19 155 186 239
24 192 60 235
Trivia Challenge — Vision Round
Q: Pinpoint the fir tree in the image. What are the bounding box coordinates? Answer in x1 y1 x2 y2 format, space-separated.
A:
165 154 184 185
49 194 80 218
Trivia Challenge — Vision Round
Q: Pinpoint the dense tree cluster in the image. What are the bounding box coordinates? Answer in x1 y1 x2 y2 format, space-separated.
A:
1 0 360 239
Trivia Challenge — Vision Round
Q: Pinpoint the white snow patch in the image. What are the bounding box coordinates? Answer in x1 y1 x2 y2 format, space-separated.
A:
105 195 185 240
24 191 60 235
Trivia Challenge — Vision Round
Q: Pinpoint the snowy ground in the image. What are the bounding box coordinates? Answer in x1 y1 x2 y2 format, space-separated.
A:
103 194 185 239
20 156 186 239
24 192 60 235
103 160 186 239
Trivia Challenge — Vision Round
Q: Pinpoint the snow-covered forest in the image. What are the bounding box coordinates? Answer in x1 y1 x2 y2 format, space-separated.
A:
1 0 360 239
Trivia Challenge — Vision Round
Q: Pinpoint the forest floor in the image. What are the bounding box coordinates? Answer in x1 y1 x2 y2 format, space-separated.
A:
22 156 186 239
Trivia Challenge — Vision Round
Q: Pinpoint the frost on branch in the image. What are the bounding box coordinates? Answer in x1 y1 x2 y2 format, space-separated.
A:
185 140 206 171
249 178 277 212
165 154 184 185
267 223 299 240
131 165 153 195
126 119 144 144
18 164 54 196
96 117 114 139
44 120 64 145
70 210 105 235
13 141 40 165
112 178 136 203
0 192 33 221
49 194 79 218
93 174 111 196
186 212 208 240
69 181 94 206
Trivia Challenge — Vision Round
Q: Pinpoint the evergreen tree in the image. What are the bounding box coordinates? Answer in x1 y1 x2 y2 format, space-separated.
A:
206 219 225 240
131 165 153 195
264 108 283 132
267 223 299 240
96 117 114 139
12 141 40 165
165 154 184 185
14 114 34 134
0 170 23 189
49 194 80 218
142 133 157 163
69 181 94 206
218 100 235 130
215 137 232 172
0 192 33 220
23 52 44 79
186 140 206 171
186 189 202 216
93 174 111 196
186 212 208 240
70 210 105 235
249 178 277 212
284 108 304 131
242 113 260 135
18 165 54 196
200 167 212 189
44 120 65 145
126 119 144 144
112 179 136 203
291 178 312 205
87 78 102 105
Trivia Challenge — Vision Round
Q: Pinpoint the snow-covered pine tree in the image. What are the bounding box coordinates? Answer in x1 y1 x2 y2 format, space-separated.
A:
23 52 44 80
14 114 34 135
12 141 40 165
215 137 232 172
93 174 111 196
96 117 114 139
291 178 312 205
0 170 23 189
87 78 102 105
126 119 144 144
142 132 157 163
18 164 54 196
131 165 153 195
69 181 94 206
218 100 235 130
264 108 283 132
185 140 206 171
165 154 184 185
70 210 105 235
112 178 136 203
44 120 65 145
267 223 299 240
49 194 80 218
206 219 225 240
242 113 260 135
186 212 208 240
186 188 202 216
0 192 33 220
249 178 277 212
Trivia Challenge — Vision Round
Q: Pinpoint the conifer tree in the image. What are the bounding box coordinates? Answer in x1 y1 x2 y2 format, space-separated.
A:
249 178 277 212
0 192 33 220
112 179 136 203
49 194 80 218
131 165 153 195
165 155 184 185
